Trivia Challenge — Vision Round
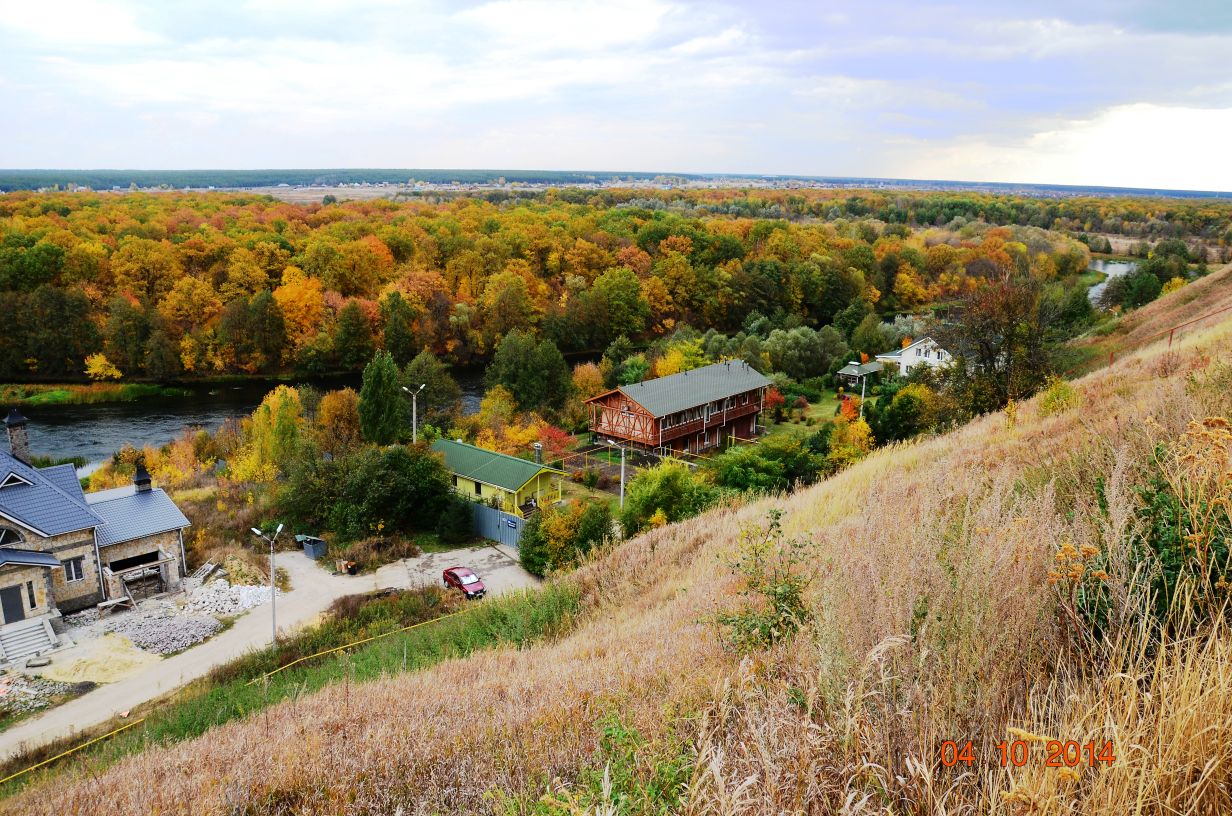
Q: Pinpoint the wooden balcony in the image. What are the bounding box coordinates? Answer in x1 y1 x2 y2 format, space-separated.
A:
659 401 760 444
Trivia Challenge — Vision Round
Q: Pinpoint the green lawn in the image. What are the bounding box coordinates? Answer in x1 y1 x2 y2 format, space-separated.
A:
762 390 878 442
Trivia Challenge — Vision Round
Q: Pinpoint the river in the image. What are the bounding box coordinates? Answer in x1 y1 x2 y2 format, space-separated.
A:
1086 258 1139 304
16 372 487 475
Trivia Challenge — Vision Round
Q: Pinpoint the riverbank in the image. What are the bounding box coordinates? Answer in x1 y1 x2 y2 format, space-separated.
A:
0 383 191 407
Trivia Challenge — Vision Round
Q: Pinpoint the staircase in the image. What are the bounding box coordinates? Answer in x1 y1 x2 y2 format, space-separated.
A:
0 618 58 664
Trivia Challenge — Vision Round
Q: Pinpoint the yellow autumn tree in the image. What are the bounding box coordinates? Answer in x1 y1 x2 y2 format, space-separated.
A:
827 417 873 470
159 276 222 334
654 338 706 377
84 353 122 381
1162 277 1187 295
219 247 269 302
231 386 304 483
273 266 325 350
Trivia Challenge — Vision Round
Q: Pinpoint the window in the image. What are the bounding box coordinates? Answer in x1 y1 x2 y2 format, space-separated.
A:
0 527 22 547
474 481 482 496
63 557 85 583
451 475 458 487
26 581 35 609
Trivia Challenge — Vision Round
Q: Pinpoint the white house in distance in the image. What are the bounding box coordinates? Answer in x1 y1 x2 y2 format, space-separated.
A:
875 337 953 375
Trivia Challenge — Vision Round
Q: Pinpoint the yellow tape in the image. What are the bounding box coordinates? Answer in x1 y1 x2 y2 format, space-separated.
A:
0 608 469 787
245 609 466 686
0 717 147 786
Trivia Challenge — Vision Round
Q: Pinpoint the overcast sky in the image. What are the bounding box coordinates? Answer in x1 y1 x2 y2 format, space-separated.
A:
2 0 1230 190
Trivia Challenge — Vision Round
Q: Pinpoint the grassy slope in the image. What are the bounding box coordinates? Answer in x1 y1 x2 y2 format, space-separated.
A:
1066 261 1232 373
7 275 1232 815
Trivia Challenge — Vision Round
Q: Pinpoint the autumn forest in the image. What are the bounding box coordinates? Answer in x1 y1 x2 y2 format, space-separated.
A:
1 187 1227 388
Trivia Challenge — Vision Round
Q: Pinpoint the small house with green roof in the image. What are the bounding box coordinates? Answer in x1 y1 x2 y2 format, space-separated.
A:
431 439 564 518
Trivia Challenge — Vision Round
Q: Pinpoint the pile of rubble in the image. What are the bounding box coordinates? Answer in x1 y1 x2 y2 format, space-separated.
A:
0 673 85 716
62 607 101 627
102 613 222 655
182 579 280 618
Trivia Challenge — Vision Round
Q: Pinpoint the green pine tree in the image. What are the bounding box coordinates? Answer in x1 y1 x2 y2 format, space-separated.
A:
358 350 406 444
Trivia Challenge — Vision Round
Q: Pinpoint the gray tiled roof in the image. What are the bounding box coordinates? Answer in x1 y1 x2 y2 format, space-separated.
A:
612 361 771 418
39 464 88 506
86 486 191 547
0 548 62 568
0 451 101 537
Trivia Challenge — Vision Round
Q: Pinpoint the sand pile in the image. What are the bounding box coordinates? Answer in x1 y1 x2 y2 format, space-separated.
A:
42 634 160 684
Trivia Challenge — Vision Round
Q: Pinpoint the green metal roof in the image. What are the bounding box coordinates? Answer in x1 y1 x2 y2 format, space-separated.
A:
837 361 883 377
431 439 562 493
613 360 770 418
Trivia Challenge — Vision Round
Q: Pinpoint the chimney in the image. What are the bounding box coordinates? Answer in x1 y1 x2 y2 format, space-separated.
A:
533 442 543 465
4 409 30 464
133 459 152 493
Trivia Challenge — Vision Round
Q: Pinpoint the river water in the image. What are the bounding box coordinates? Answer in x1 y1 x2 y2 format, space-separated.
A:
1086 259 1138 304
15 372 486 474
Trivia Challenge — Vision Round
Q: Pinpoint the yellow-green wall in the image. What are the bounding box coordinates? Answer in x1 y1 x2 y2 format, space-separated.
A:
448 471 562 516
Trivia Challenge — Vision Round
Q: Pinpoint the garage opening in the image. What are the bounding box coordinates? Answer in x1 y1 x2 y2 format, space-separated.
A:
110 551 167 601
109 551 159 572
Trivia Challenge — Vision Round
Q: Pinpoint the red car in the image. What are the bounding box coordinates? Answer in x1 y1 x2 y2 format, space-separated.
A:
443 566 486 599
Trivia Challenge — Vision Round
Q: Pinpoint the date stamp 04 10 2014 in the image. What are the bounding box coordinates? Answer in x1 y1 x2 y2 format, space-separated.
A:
940 739 1116 768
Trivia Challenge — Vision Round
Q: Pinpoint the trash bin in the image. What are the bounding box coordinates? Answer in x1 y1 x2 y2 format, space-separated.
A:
346 562 359 575
295 534 327 560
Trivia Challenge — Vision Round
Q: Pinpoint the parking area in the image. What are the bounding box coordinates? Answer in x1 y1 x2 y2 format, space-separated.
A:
371 543 537 597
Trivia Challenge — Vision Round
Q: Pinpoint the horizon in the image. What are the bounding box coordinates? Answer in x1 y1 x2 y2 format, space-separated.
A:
4 167 1231 198
3 1 1230 190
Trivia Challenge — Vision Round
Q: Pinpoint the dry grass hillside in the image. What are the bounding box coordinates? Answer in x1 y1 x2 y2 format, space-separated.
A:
9 277 1232 815
1071 262 1232 367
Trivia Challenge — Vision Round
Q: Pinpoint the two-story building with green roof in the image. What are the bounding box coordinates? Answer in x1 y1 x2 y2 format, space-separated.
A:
430 439 564 518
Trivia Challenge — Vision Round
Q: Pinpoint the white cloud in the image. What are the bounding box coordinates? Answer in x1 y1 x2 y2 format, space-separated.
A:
896 103 1232 190
0 0 1227 189
0 0 162 46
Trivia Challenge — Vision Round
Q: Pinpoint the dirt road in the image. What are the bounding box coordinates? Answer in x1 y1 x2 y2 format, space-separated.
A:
0 544 536 762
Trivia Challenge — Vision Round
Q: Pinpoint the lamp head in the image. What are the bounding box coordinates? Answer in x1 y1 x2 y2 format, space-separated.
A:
250 527 263 537
275 522 284 534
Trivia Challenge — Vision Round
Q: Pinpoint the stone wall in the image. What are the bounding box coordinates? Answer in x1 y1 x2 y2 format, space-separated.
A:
45 537 104 612
100 530 184 598
7 527 103 613
0 564 53 623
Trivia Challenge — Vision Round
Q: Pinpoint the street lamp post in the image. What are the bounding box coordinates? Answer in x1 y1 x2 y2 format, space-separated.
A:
607 439 626 509
859 372 868 419
250 523 284 646
401 383 426 443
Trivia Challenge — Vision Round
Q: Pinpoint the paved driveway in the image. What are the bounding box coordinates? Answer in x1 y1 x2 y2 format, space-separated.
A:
0 543 536 762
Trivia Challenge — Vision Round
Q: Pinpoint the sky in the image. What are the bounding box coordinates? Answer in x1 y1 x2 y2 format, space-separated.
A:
2 0 1230 190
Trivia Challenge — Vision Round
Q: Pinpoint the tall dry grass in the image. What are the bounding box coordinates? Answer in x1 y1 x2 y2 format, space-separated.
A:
6 293 1232 814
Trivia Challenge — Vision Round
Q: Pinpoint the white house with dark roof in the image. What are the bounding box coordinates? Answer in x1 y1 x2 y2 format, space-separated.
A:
0 409 190 663
875 337 953 375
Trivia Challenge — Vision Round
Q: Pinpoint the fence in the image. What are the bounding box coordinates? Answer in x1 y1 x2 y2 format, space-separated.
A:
469 501 525 548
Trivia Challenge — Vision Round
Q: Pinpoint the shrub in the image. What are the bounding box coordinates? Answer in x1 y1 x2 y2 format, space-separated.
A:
620 461 718 535
716 510 813 652
435 494 473 545
1127 420 1232 627
519 501 613 577
281 444 451 541
1038 376 1080 417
